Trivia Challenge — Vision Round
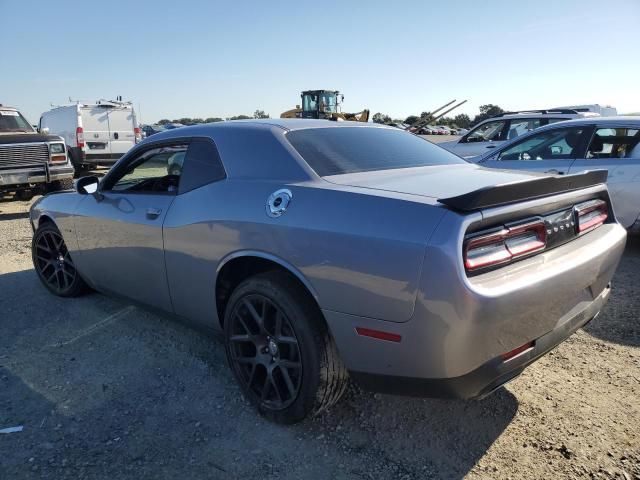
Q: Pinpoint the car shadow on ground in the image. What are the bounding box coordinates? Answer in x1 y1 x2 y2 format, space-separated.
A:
583 235 640 348
1 267 518 479
0 211 29 221
315 384 519 478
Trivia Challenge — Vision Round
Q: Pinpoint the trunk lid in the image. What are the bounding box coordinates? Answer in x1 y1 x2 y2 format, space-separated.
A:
323 164 607 210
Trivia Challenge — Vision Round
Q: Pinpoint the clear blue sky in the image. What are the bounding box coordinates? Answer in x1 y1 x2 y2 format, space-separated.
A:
2 0 639 124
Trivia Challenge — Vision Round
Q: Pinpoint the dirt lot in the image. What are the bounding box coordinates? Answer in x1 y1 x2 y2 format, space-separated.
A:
1 196 638 480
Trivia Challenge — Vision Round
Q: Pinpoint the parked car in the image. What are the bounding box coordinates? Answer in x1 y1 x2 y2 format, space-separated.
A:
456 127 469 135
141 124 167 138
439 109 597 158
40 99 141 171
435 125 454 135
472 116 640 231
30 120 626 423
0 104 74 199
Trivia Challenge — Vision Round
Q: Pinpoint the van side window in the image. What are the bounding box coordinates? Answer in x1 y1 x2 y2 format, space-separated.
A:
178 139 226 194
586 128 640 159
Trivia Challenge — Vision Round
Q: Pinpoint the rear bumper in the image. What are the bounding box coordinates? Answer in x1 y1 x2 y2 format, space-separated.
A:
324 222 626 395
350 283 608 399
82 153 122 165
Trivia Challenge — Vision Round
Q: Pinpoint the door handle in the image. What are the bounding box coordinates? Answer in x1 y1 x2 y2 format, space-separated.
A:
485 145 496 149
146 207 162 219
545 169 564 175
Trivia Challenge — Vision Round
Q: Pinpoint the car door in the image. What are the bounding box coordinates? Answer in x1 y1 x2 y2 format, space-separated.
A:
480 126 590 175
161 138 228 329
448 119 508 158
73 141 189 311
569 126 640 228
107 107 137 160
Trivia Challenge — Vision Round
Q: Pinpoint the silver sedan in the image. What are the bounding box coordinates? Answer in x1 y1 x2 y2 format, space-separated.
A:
473 116 640 232
30 120 626 423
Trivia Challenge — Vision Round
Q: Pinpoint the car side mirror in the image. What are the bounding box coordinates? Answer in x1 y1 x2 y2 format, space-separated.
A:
75 175 100 195
40 127 50 135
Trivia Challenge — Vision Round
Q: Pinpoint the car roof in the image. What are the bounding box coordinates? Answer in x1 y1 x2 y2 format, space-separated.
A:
0 105 18 111
144 118 389 142
535 115 640 128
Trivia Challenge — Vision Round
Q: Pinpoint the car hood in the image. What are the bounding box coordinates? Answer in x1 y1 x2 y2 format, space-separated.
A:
0 133 63 144
436 140 459 149
323 164 547 200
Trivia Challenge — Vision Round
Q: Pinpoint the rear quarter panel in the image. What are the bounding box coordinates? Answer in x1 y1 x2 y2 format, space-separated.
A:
162 179 447 328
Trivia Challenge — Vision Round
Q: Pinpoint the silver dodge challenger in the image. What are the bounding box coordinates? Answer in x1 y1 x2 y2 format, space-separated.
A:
30 119 627 423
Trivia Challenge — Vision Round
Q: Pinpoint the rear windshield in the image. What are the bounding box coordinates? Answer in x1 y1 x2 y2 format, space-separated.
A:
286 126 465 176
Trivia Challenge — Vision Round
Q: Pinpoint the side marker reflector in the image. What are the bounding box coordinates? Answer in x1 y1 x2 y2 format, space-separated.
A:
501 341 534 362
355 327 401 343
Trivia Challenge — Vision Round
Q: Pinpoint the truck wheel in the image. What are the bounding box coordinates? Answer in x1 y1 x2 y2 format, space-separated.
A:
32 222 89 297
224 271 348 424
47 178 74 192
67 148 86 176
15 190 34 201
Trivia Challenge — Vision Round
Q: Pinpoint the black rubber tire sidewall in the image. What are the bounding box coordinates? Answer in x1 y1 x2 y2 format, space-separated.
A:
32 222 89 297
224 271 329 424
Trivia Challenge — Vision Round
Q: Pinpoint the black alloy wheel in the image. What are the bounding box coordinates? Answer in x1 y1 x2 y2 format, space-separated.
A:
227 294 303 410
32 223 88 297
223 271 349 424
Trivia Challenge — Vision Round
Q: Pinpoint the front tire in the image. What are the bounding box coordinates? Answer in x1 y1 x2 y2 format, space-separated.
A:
224 271 348 424
32 222 89 297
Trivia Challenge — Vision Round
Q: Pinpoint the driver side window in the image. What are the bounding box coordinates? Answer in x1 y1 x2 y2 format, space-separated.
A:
109 144 188 193
497 128 585 161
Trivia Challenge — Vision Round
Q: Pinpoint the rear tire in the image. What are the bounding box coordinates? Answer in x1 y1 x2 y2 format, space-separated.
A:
224 271 348 424
32 222 89 297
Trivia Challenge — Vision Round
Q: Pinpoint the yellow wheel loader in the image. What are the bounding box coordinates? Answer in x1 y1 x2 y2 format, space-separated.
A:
280 90 370 122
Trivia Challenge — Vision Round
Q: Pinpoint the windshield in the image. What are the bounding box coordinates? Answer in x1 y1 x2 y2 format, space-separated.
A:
287 127 466 177
319 92 337 113
0 110 34 133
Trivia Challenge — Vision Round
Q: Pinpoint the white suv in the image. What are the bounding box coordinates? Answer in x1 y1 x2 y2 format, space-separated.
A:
439 109 597 158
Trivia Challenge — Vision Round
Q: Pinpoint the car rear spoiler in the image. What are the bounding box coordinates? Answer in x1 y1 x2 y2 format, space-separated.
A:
438 170 608 211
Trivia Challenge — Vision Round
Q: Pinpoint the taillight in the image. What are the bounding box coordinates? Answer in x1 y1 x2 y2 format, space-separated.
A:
575 199 608 233
464 220 547 272
76 126 85 148
134 127 142 143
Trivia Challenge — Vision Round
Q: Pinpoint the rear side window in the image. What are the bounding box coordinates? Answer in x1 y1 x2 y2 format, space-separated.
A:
506 118 543 140
586 127 640 159
462 120 506 143
286 127 465 176
179 139 226 193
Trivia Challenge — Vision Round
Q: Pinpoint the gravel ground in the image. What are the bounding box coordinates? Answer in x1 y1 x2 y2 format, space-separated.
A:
0 196 638 480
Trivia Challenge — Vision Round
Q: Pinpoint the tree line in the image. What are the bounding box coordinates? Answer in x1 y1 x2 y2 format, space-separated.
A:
156 110 270 126
372 104 505 129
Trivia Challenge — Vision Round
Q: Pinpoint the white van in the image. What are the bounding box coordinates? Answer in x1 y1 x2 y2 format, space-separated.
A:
552 104 618 117
40 100 141 170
